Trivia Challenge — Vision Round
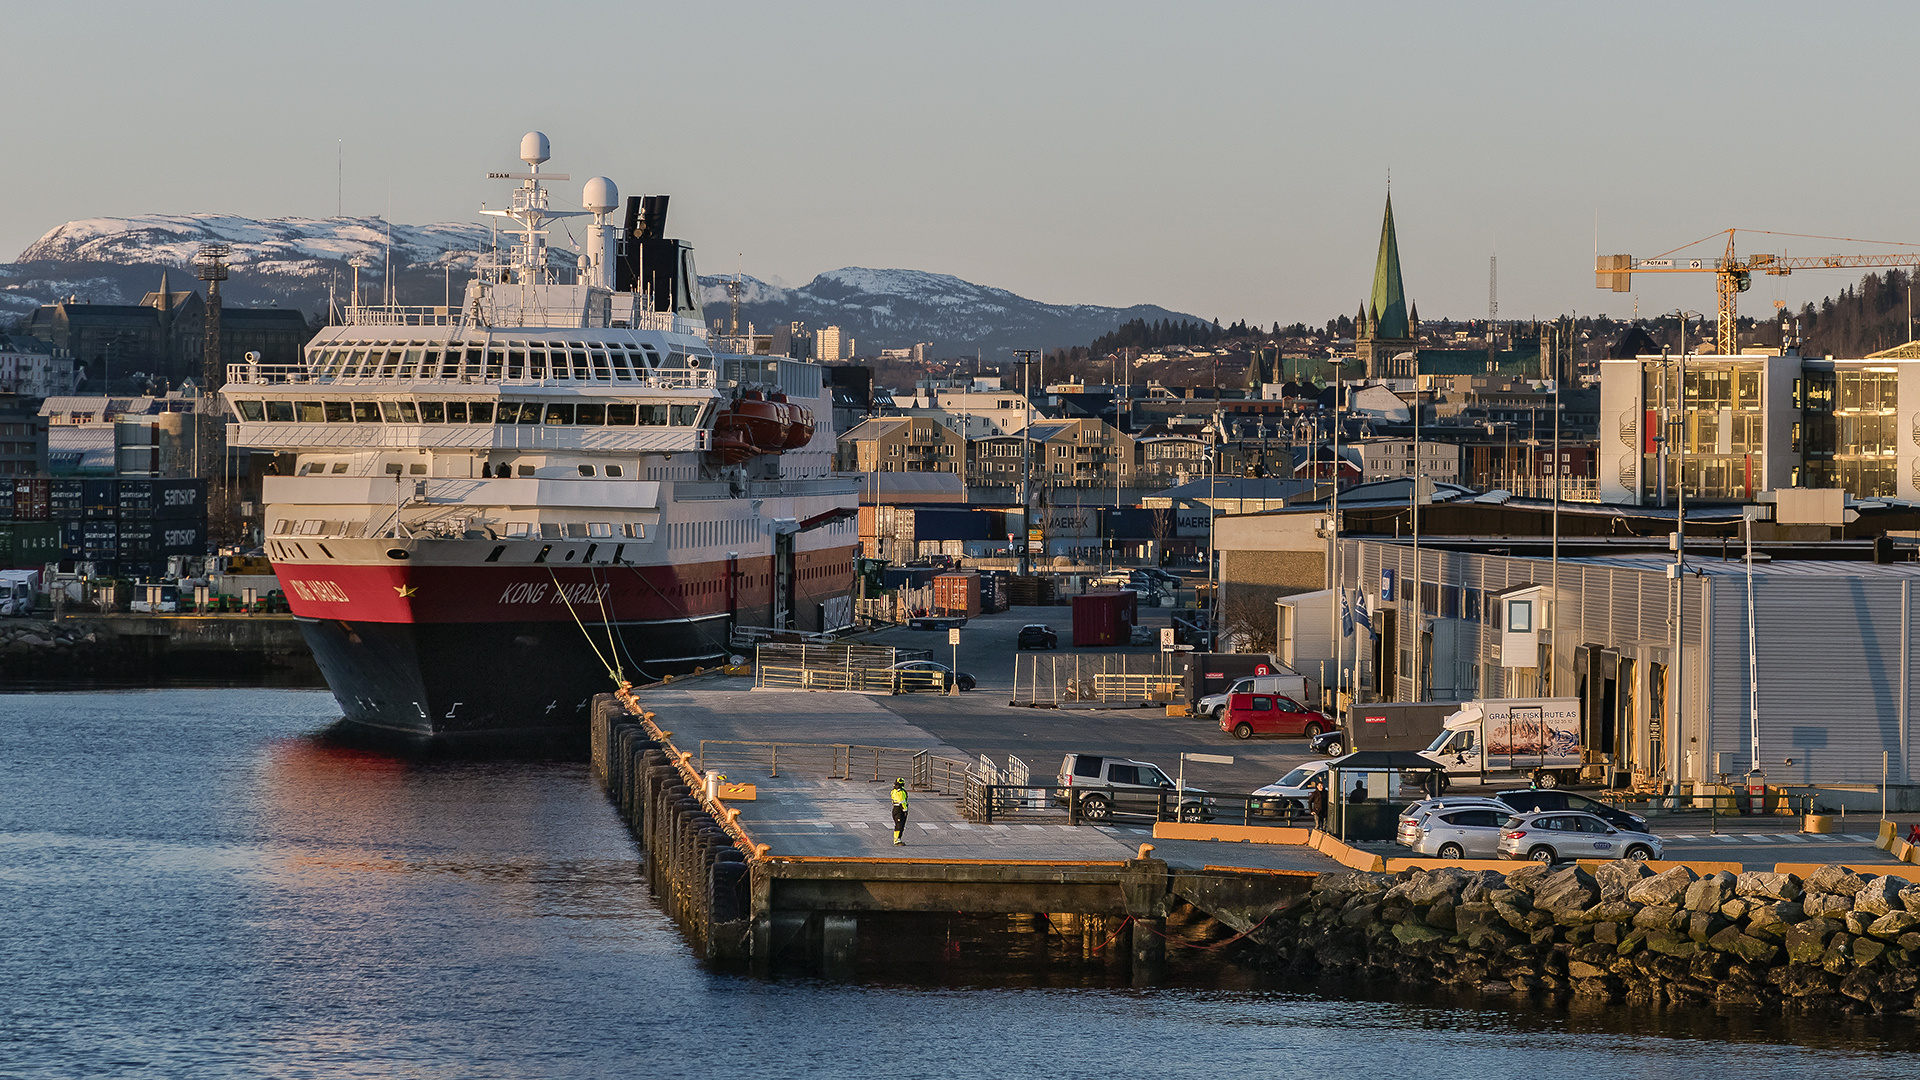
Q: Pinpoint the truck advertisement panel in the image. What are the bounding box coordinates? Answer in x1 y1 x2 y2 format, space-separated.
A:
1422 697 1583 786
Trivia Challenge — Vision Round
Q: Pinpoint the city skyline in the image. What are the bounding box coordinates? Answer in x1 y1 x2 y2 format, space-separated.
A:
5 1 1917 332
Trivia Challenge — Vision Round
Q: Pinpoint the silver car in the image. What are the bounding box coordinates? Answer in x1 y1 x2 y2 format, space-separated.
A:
1410 806 1515 859
1497 810 1663 864
1395 796 1511 848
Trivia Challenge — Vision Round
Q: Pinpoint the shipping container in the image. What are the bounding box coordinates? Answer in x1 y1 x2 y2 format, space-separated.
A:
12 479 49 521
155 479 205 519
81 479 115 507
932 571 981 618
1070 589 1137 647
157 521 207 555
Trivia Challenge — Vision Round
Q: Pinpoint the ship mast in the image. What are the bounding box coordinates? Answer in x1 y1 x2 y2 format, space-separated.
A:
481 131 585 286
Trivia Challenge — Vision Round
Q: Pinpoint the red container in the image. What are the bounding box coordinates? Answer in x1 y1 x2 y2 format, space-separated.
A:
932 571 981 618
1071 589 1137 647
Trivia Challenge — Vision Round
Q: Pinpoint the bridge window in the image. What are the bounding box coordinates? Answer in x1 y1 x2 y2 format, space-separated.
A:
468 402 493 423
267 401 295 422
544 404 574 425
420 401 445 423
324 401 353 423
353 401 382 423
576 403 606 426
236 400 264 422
607 403 637 425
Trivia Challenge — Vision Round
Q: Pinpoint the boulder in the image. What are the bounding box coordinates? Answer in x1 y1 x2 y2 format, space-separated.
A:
1902 886 1920 916
1532 866 1599 921
1735 870 1802 901
1615 926 1650 956
1852 937 1886 969
1392 923 1447 947
1424 898 1458 931
1719 898 1749 922
1314 869 1393 895
1853 875 1905 917
1592 920 1621 946
1632 904 1684 931
1687 911 1728 944
1808 865 1864 897
1683 871 1736 913
1784 917 1844 964
1868 911 1919 940
1844 910 1875 937
1568 960 1608 979
1645 929 1699 958
1593 859 1655 903
1744 901 1805 939
1404 867 1471 906
1627 866 1698 906
1504 862 1554 894
1802 892 1854 920
1458 871 1507 904
1821 933 1855 975
1707 925 1781 965
1589 900 1638 924
1776 963 1835 998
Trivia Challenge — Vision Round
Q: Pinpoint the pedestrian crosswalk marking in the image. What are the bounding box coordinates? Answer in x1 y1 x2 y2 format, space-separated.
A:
848 822 869 829
1741 834 1774 842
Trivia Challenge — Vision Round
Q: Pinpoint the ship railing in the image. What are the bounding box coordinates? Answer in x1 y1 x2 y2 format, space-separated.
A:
343 305 462 326
224 363 717 390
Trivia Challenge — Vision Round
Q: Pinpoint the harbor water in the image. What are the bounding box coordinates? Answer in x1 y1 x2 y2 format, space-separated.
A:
2 688 1917 1078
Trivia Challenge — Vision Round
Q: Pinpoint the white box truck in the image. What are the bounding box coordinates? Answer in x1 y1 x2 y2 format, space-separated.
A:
1418 697 1583 790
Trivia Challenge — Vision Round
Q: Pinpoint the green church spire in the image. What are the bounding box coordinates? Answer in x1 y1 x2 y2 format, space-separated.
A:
1369 194 1409 340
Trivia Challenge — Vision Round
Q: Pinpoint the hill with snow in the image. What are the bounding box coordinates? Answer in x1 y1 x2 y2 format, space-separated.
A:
3 214 1203 354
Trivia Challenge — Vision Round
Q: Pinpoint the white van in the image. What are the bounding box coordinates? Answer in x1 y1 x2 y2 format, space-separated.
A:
0 570 38 616
1198 673 1310 720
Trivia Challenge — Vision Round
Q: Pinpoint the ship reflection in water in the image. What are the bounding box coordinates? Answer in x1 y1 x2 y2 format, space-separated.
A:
1 688 1915 1077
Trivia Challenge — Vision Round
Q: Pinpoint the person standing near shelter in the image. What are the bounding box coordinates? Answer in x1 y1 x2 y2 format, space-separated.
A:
1307 777 1328 834
890 778 910 845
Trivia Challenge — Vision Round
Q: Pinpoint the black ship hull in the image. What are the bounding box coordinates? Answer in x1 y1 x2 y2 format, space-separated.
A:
298 614 733 741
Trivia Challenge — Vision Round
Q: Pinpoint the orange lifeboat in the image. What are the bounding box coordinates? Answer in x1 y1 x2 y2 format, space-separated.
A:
711 390 791 461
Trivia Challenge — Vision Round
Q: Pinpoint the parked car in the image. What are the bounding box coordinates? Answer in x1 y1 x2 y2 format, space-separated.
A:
1309 727 1348 756
1497 810 1663 864
1407 804 1517 859
1492 789 1648 833
1395 796 1513 848
1017 624 1059 650
889 660 975 691
1053 753 1212 823
1251 760 1335 815
1219 693 1333 740
1197 673 1311 721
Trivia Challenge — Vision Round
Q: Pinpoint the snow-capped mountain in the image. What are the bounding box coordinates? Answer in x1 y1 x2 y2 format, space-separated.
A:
697 267 1204 356
4 214 1204 354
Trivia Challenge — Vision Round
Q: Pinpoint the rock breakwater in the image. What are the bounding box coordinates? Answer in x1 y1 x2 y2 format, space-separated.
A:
1262 862 1920 1014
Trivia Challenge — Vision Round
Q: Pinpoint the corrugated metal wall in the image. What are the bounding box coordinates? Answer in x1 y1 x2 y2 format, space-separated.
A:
1708 576 1914 786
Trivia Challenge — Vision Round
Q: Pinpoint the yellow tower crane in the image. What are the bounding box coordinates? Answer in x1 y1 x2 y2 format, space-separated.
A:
1597 229 1920 354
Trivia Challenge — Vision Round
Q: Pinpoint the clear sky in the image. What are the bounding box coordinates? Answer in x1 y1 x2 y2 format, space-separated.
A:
7 0 1918 328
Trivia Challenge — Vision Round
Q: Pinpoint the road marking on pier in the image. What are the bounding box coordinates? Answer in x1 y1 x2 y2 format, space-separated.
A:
950 823 973 830
1741 834 1775 842
1713 835 1742 842
1841 834 1874 842
1023 824 1047 831
1670 834 1698 840
848 822 869 828
917 823 940 831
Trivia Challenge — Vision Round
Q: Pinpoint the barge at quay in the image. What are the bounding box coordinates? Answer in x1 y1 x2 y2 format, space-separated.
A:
221 132 858 738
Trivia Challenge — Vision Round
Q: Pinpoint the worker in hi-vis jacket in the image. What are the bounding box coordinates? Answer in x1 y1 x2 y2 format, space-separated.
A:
890 778 909 845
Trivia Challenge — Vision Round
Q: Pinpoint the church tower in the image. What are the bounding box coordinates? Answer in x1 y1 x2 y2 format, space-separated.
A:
1355 194 1417 380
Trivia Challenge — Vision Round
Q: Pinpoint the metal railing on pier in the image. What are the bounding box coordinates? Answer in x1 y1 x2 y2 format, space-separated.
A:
1012 653 1187 707
697 739 971 790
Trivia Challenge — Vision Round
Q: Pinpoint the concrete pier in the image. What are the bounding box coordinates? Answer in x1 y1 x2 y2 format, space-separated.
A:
588 680 1336 981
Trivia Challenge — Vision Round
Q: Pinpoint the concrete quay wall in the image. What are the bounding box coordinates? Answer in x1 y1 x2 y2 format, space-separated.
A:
0 614 317 680
1266 861 1920 1015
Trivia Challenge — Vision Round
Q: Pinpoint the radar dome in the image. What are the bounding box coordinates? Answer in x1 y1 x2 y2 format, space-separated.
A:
519 131 551 165
582 176 619 214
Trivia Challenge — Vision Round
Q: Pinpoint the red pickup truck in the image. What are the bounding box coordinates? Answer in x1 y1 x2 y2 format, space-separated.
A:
1219 692 1333 740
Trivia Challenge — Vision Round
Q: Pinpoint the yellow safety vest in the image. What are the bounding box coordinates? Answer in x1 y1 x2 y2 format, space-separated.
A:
891 788 909 810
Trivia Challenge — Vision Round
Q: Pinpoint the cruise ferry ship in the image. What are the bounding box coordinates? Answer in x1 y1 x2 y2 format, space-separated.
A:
221 133 859 738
